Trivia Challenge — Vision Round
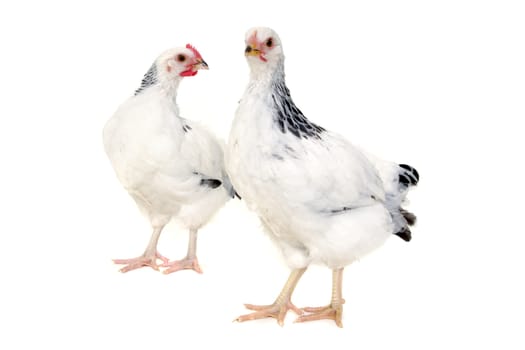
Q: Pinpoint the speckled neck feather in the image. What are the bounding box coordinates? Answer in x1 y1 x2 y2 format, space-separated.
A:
270 64 325 140
135 63 158 95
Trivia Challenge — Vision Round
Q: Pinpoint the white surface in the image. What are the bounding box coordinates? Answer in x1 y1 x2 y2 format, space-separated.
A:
1 1 524 349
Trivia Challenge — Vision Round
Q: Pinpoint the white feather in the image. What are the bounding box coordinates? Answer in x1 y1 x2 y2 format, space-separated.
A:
226 27 416 270
103 47 230 238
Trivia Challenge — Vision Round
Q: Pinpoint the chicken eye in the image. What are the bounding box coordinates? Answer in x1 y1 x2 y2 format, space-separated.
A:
266 38 273 47
177 54 186 62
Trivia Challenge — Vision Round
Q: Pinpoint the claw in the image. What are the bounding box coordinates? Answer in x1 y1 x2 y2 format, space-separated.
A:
295 304 344 328
156 252 169 265
234 268 307 326
113 256 159 272
236 301 302 326
113 251 169 273
162 256 203 274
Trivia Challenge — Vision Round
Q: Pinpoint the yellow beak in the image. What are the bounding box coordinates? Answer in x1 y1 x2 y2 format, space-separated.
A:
245 45 261 57
194 58 209 70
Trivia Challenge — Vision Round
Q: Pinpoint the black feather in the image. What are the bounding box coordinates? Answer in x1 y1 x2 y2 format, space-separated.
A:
394 227 412 242
399 164 420 184
200 179 222 189
271 81 325 139
330 206 353 214
135 63 158 95
400 208 417 226
399 173 411 186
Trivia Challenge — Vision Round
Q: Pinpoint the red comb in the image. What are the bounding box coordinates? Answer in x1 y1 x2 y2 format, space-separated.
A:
186 44 202 60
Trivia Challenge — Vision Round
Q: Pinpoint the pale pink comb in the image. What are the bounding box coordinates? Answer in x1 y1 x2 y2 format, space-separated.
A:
186 44 202 60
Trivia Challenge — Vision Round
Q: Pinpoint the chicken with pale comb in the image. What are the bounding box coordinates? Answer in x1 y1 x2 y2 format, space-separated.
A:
226 27 419 327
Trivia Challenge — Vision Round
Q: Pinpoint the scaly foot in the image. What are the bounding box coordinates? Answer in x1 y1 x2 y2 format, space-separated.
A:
295 301 345 328
113 252 169 273
162 256 203 274
236 301 303 326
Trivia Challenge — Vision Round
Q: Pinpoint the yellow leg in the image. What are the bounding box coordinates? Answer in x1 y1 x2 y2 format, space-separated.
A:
236 268 307 326
295 268 345 327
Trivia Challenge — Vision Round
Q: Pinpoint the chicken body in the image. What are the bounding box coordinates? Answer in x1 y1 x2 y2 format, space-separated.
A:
104 46 232 273
226 27 419 326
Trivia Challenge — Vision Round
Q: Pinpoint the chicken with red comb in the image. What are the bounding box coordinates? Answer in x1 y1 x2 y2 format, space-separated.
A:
104 45 234 274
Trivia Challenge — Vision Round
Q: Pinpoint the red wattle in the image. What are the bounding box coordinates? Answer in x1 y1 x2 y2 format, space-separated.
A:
180 70 198 77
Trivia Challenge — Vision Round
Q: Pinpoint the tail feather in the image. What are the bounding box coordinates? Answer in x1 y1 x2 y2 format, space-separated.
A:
391 163 419 242
394 227 412 242
399 163 419 187
400 207 417 226
361 152 419 242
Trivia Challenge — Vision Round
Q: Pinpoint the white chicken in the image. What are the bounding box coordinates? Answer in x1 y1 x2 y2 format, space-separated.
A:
226 27 419 327
103 45 233 274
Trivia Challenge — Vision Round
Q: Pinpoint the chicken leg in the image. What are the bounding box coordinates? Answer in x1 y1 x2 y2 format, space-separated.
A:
236 268 306 326
295 268 345 327
162 229 203 274
113 226 168 272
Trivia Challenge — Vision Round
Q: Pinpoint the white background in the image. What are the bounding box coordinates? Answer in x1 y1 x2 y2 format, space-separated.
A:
1 0 524 349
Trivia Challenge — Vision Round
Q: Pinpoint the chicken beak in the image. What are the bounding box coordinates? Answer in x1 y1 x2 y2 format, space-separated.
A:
245 45 261 57
194 58 209 70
